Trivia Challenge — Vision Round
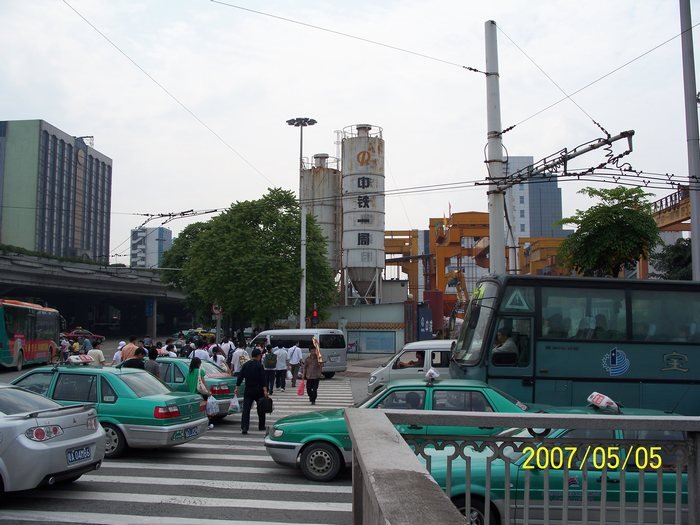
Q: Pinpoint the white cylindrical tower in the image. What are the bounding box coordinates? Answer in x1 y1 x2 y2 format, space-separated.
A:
341 124 385 304
300 154 341 274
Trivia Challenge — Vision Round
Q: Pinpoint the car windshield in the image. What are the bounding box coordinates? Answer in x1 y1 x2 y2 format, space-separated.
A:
120 371 172 397
201 361 225 374
0 388 62 414
355 386 388 408
490 386 529 411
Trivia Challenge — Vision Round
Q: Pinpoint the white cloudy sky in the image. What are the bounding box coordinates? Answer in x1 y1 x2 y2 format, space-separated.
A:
1 0 697 261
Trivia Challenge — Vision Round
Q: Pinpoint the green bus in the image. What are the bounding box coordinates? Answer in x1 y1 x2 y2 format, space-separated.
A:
450 274 700 415
0 299 60 370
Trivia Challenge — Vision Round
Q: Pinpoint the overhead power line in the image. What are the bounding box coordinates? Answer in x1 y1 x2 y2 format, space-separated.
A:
209 0 486 73
61 0 273 185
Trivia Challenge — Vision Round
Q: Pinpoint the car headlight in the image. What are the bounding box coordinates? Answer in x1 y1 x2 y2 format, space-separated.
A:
368 375 377 385
271 428 284 438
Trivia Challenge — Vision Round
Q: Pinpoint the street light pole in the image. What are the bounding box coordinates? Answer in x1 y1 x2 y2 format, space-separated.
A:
287 117 317 329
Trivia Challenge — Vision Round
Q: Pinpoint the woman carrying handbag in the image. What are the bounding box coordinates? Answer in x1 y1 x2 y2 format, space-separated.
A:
186 357 215 429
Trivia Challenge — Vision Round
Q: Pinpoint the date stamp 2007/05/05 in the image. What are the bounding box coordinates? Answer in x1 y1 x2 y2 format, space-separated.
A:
521 445 663 471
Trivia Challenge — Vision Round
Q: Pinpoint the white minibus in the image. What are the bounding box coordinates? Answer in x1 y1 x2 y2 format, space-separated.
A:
247 329 347 378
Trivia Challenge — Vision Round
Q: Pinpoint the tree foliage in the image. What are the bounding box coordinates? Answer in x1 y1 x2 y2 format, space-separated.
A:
557 186 661 277
650 238 692 280
161 188 336 327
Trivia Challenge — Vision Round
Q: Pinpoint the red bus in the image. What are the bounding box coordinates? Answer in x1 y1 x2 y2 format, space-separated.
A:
0 299 60 370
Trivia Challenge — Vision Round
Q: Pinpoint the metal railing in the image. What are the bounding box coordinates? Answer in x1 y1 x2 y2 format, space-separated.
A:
346 409 700 525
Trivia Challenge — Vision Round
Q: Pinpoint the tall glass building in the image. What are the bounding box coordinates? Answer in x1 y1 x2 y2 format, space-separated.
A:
0 120 112 261
504 156 569 240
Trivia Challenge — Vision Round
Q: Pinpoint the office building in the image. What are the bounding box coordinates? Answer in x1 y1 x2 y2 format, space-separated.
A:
130 227 172 268
504 155 569 241
0 119 112 261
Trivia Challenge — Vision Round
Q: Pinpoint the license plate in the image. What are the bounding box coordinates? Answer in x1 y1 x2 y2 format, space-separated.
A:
184 426 199 439
66 446 91 465
329 356 339 362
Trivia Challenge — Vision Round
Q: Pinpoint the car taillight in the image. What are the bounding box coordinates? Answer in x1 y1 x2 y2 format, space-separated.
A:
210 384 230 395
154 406 181 419
199 400 207 412
25 425 64 441
86 416 99 430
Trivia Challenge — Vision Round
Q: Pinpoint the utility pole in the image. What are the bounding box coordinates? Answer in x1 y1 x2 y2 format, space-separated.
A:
485 20 506 275
679 0 700 280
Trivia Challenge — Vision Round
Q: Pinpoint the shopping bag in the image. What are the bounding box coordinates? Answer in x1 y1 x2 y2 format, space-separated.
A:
297 378 305 396
229 396 241 413
286 369 293 381
206 395 219 416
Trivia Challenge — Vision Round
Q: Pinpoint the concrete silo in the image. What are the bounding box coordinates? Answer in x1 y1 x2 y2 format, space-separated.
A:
300 154 341 274
341 124 385 304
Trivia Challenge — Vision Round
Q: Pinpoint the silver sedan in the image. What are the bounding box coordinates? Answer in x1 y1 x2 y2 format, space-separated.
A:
0 384 105 492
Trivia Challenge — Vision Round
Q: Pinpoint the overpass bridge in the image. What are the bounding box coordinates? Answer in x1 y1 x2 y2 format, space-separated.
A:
0 253 190 337
652 186 691 230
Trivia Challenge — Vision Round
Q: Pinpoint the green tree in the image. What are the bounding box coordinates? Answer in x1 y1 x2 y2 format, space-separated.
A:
163 188 336 327
650 238 692 280
557 186 661 277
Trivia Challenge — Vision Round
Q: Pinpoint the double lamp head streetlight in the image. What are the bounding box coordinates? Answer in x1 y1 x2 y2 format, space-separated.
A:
287 117 317 329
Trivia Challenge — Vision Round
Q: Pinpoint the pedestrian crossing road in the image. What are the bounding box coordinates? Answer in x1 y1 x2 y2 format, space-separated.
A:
2 378 357 524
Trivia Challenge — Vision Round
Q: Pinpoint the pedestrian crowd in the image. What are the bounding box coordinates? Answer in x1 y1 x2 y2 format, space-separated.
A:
57 328 326 435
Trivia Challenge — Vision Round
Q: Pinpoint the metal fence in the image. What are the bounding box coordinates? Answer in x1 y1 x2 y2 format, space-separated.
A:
346 409 700 525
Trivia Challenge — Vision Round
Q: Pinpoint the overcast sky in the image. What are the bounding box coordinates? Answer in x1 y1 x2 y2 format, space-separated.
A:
1 1 698 262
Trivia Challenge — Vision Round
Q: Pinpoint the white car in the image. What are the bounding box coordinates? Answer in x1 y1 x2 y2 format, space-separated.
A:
367 340 454 394
0 384 105 492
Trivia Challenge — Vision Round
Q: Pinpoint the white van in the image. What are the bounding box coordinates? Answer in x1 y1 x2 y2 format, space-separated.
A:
366 340 454 394
247 329 347 379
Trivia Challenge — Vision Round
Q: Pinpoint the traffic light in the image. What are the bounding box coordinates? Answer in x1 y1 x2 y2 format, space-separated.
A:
311 308 319 326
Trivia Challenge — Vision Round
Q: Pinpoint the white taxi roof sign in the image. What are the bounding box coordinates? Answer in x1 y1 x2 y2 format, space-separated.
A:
66 354 94 365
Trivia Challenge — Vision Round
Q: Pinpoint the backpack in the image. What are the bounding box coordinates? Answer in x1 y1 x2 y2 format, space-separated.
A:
226 346 235 366
238 350 250 368
263 350 277 368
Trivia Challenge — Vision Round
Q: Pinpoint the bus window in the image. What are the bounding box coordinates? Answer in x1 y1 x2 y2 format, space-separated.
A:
541 287 626 341
453 281 498 365
631 290 700 342
490 317 532 367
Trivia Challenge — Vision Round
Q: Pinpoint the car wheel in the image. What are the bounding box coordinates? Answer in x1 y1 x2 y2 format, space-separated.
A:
322 372 335 379
15 351 23 372
451 495 500 525
300 442 342 482
103 423 127 459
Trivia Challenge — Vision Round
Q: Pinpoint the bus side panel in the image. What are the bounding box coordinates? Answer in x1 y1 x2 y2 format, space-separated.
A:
641 383 700 416
488 377 536 404
0 306 11 367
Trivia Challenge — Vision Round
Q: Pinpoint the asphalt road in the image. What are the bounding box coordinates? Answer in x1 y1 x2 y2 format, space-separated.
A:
0 372 363 524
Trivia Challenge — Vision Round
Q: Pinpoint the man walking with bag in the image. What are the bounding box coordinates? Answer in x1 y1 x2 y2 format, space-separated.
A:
287 341 303 388
274 345 289 392
234 348 269 434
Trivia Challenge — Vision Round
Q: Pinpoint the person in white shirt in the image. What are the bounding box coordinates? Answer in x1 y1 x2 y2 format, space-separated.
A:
287 341 303 388
87 344 106 366
230 343 249 377
274 345 289 392
188 340 211 362
111 341 126 366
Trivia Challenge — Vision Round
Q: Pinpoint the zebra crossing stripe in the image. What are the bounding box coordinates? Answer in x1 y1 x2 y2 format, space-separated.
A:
80 475 352 493
31 490 353 512
101 462 287 475
0 511 335 525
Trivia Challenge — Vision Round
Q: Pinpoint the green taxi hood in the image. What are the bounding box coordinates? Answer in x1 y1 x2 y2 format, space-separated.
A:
274 408 346 427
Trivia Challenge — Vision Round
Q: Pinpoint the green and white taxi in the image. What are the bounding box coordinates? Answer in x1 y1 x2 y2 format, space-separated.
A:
265 378 530 482
12 358 209 459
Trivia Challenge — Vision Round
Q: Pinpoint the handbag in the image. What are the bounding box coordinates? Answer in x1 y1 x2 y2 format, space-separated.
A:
286 369 293 381
229 396 241 413
196 373 209 396
297 378 305 396
258 396 273 414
